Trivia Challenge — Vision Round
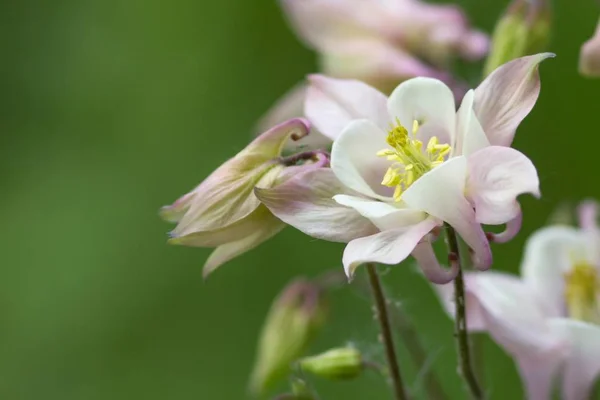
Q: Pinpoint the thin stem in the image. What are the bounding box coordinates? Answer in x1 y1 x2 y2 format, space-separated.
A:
445 224 484 400
366 263 408 400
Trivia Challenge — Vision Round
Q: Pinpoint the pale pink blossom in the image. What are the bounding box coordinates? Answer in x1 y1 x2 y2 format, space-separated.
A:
580 18 600 77
437 201 600 400
257 54 552 282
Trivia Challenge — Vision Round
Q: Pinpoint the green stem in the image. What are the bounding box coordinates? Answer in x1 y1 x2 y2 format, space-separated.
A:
366 263 408 400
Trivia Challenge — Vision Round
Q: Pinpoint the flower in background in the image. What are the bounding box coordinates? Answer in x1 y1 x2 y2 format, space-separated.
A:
160 118 327 278
257 54 552 283
259 0 489 149
437 201 600 400
580 18 600 77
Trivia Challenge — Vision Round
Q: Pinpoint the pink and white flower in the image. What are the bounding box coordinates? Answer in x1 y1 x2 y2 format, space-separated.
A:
257 54 552 283
437 201 600 400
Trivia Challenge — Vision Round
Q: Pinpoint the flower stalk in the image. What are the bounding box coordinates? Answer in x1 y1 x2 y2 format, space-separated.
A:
366 263 408 400
445 224 484 399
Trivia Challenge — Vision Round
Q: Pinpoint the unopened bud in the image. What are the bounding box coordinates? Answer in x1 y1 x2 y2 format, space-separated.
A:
249 279 327 396
580 18 600 77
299 347 363 381
483 0 551 77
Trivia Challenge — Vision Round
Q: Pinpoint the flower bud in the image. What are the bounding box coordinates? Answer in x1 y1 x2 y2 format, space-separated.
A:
249 279 327 396
580 18 600 77
483 0 551 77
160 118 328 277
299 347 363 381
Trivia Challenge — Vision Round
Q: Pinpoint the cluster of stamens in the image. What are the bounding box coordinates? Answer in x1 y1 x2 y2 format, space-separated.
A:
564 262 600 324
376 119 451 201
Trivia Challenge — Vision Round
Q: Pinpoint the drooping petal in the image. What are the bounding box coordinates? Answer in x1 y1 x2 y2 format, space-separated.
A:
549 319 600 400
467 146 540 225
330 119 392 199
305 75 390 140
412 241 458 284
342 217 439 278
473 53 555 147
255 168 378 243
333 194 426 231
579 20 600 77
521 226 589 317
454 89 489 156
489 208 522 244
402 156 492 270
203 219 285 278
387 77 456 146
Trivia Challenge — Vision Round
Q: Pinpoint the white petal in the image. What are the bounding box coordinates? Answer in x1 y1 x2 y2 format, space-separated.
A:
402 156 492 270
467 146 540 225
434 273 488 332
521 226 590 318
412 241 458 284
331 119 393 199
255 168 378 243
515 354 563 400
474 53 555 146
454 89 489 156
387 77 456 147
549 319 600 400
342 217 439 277
203 220 285 278
333 194 426 231
305 75 390 140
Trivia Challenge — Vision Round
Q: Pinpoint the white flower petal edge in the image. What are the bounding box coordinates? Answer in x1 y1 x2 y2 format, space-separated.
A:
402 156 492 270
520 226 590 317
473 53 555 147
455 89 489 156
255 168 379 243
305 75 390 141
467 146 540 225
342 217 439 278
549 319 600 400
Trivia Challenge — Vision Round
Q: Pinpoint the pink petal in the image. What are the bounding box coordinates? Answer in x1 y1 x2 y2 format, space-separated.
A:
330 119 393 199
305 75 389 141
473 53 555 147
434 273 488 332
402 156 492 270
412 241 458 284
255 168 378 243
342 216 439 278
578 199 599 232
549 319 600 400
515 354 563 400
579 22 600 77
467 146 540 225
454 89 489 156
489 209 522 244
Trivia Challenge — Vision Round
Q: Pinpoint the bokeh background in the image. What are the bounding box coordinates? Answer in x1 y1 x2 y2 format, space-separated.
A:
2 0 600 398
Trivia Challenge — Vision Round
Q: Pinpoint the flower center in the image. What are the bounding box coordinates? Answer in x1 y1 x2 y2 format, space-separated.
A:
376 120 451 201
564 262 600 324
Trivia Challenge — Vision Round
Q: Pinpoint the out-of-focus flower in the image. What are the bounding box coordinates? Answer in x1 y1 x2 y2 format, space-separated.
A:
580 18 600 77
436 200 600 400
249 279 327 396
257 54 552 283
160 118 327 278
299 347 363 380
260 0 489 150
484 0 552 76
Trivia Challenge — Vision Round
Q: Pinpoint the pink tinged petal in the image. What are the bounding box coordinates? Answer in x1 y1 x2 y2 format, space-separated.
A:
412 241 458 284
387 77 456 147
549 319 600 400
434 273 488 332
203 218 285 279
473 53 555 147
515 354 563 400
455 89 489 156
467 146 540 225
305 75 389 141
489 208 522 244
342 217 439 278
160 192 196 223
330 119 392 199
578 200 599 232
332 194 426 231
521 226 589 318
402 156 492 270
255 168 378 243
579 22 600 77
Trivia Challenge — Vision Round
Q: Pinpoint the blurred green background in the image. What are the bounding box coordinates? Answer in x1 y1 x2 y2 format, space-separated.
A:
2 0 600 398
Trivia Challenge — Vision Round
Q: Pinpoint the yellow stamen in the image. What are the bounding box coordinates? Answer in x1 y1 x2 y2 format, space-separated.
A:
564 263 600 324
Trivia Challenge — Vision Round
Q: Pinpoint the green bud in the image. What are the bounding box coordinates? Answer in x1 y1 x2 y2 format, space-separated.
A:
290 378 316 400
249 279 327 396
299 347 363 381
483 0 551 77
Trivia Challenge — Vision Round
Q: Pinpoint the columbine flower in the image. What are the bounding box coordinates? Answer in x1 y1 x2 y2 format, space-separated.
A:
257 54 552 283
580 18 600 77
436 201 600 400
160 118 327 278
259 0 488 149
